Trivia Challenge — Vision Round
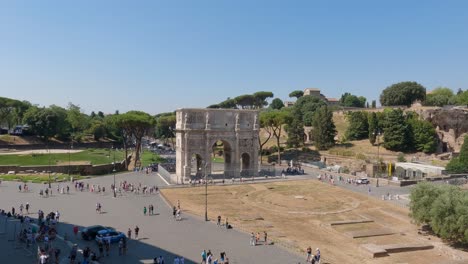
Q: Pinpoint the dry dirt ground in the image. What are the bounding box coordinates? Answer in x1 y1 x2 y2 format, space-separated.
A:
162 180 468 264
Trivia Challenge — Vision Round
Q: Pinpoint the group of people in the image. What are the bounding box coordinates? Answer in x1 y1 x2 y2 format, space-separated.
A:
153 255 185 264
127 225 140 240
18 183 30 192
201 249 229 264
144 204 156 215
281 166 305 176
117 180 159 195
249 231 268 246
306 247 321 264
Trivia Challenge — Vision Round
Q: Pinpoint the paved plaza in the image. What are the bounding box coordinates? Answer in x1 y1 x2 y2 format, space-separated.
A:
0 171 304 264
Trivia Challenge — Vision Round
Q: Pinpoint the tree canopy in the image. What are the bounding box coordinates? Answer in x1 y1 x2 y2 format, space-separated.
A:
409 182 468 244
269 98 284 110
424 87 456 107
380 81 426 106
311 106 336 150
340 93 366 108
208 91 273 109
345 111 369 140
382 109 412 151
288 90 304 98
446 135 468 173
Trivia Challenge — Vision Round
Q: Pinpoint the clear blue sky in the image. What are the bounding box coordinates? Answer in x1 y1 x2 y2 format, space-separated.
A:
1 1 467 114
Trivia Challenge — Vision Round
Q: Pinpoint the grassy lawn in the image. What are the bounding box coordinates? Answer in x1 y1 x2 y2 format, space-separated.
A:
212 156 224 163
0 148 125 166
0 174 85 183
139 150 166 167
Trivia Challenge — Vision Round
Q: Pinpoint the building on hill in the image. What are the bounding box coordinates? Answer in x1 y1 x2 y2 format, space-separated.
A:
284 88 341 107
326 97 340 106
283 101 296 108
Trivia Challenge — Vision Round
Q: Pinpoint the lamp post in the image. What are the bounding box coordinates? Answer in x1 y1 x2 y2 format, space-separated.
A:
373 130 381 177
112 146 116 198
48 142 51 188
204 161 209 221
68 140 73 180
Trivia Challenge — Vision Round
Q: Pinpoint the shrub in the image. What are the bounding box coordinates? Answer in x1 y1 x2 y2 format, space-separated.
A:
409 182 468 244
397 153 407 162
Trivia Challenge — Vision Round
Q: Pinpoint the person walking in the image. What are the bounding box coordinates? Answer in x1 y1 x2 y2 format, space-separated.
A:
306 246 312 262
122 237 127 255
98 240 104 257
25 202 30 214
118 239 123 255
127 228 132 239
201 250 207 264
144 206 147 216
105 239 110 256
73 226 79 238
134 225 139 239
264 231 268 245
250 232 255 246
217 215 221 227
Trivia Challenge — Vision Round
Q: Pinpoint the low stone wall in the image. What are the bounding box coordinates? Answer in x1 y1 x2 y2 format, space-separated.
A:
0 141 123 151
0 155 131 176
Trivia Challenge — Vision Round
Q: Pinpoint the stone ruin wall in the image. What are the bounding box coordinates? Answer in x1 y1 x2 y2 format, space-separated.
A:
417 108 468 153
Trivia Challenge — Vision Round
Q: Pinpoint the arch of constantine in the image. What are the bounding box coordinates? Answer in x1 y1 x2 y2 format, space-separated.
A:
175 108 259 183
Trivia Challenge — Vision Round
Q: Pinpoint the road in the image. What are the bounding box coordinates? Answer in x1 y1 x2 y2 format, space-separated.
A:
0 171 304 264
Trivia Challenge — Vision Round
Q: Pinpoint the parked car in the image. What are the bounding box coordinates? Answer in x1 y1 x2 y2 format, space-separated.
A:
357 178 370 184
81 225 112 240
95 229 126 244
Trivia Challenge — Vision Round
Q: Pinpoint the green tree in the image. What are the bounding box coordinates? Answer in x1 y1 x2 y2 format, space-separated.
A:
424 87 455 107
23 107 60 140
345 111 369 140
269 98 284 109
340 93 365 108
88 119 106 141
410 183 468 244
408 117 437 153
155 113 176 146
289 90 304 98
262 109 290 164
115 111 155 168
253 91 274 109
446 135 468 173
285 116 304 148
380 81 426 106
0 97 31 130
258 111 274 164
311 106 336 150
430 186 467 243
371 100 376 108
368 112 378 145
409 182 444 225
66 103 88 138
382 109 411 151
293 96 327 126
456 90 468 106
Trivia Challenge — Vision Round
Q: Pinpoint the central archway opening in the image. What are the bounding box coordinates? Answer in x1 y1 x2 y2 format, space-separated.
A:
190 153 203 180
240 153 251 177
211 140 232 180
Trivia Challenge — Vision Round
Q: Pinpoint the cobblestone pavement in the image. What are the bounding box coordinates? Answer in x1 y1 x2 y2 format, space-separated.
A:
0 171 304 264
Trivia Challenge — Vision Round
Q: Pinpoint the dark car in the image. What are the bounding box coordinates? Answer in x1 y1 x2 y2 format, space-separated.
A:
95 229 126 244
81 225 113 240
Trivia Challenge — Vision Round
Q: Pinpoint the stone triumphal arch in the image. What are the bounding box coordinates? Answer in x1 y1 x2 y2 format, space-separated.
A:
175 108 259 183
